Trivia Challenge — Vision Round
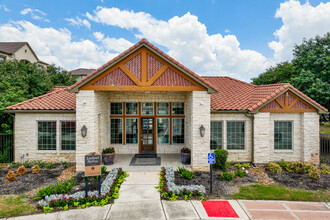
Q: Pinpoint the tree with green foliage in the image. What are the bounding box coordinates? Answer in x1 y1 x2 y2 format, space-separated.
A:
0 60 77 133
251 33 330 114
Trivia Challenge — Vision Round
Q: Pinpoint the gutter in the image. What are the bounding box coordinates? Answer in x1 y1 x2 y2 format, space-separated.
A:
244 112 255 164
4 110 76 114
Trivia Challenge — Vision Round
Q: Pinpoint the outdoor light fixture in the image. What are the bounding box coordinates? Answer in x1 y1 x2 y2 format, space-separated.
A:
199 125 205 137
81 125 87 138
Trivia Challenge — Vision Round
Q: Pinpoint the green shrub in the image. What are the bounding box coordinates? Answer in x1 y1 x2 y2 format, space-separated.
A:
23 160 33 168
267 162 282 173
61 161 69 168
234 169 245 177
34 160 45 168
221 172 235 181
177 167 195 179
46 163 56 169
321 164 330 174
34 185 55 200
285 162 305 174
242 163 251 168
304 163 315 173
93 165 107 179
278 159 288 168
214 148 228 170
234 162 242 169
55 177 77 194
308 166 320 180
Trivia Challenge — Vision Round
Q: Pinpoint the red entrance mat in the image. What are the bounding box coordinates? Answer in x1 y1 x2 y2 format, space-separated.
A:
202 201 239 218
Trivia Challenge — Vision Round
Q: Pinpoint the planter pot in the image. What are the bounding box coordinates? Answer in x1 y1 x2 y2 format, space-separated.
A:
102 153 115 165
181 152 191 165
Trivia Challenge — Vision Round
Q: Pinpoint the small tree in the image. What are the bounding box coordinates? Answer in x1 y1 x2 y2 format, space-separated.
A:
214 148 228 170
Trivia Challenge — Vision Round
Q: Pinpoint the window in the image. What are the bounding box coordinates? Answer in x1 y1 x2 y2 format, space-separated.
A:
126 118 138 144
227 121 245 150
126 103 138 115
172 102 184 115
172 118 184 144
274 121 292 150
61 121 76 150
110 103 123 115
142 102 154 115
38 121 56 150
157 103 169 115
157 118 169 144
210 121 222 150
110 118 123 144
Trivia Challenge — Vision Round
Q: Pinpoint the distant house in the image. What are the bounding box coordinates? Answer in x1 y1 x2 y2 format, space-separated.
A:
70 68 95 81
0 42 48 68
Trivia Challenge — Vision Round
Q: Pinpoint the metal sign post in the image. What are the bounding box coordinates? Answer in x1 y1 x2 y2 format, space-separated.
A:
208 153 215 194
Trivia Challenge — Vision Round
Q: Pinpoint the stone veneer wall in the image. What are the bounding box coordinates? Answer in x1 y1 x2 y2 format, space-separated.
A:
186 91 210 171
14 113 76 163
254 112 320 164
210 113 253 162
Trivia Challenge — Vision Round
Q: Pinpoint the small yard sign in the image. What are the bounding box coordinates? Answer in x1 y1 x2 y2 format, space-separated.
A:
85 152 101 177
208 153 215 164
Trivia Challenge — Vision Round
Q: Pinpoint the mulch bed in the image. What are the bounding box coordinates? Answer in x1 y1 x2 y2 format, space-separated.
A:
174 170 257 198
266 169 330 190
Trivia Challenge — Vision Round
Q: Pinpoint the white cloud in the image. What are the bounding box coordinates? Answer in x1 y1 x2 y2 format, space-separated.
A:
0 21 130 70
269 0 330 62
65 17 91 29
87 7 271 80
224 29 230 33
93 32 104 41
20 8 49 22
0 5 10 12
101 37 133 52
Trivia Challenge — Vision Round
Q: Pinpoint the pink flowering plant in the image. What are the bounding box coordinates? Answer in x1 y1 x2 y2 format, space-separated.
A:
102 147 115 154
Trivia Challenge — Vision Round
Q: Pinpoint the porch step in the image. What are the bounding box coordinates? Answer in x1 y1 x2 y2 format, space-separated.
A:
134 154 157 158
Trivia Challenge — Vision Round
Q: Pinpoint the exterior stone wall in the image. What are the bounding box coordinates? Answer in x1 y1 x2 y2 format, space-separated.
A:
187 91 210 171
14 113 76 163
210 113 253 162
254 112 320 164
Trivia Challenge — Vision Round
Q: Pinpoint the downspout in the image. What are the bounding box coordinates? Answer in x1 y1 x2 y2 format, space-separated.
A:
244 113 255 164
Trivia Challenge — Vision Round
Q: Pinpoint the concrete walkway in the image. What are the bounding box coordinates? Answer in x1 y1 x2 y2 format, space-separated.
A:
4 172 330 220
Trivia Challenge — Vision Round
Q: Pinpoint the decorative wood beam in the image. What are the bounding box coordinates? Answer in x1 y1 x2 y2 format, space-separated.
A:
141 50 147 85
145 65 168 86
119 64 142 86
275 98 285 109
288 99 298 109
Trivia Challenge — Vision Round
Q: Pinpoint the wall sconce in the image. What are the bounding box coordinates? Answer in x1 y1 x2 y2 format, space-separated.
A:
81 125 87 138
199 125 205 137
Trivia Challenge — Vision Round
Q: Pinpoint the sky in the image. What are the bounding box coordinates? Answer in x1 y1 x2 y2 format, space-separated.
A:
0 0 329 82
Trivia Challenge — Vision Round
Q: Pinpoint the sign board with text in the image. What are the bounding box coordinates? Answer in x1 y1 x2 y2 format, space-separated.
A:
85 152 101 177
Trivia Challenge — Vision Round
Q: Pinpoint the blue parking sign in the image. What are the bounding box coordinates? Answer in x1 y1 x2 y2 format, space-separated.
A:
208 153 215 164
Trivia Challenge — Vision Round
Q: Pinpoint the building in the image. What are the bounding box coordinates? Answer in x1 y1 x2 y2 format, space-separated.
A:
70 68 96 81
0 42 48 68
6 39 327 171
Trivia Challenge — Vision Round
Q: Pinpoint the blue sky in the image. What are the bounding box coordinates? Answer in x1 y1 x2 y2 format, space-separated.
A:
0 0 329 81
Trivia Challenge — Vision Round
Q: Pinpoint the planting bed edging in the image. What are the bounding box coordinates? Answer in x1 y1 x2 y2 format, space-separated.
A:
164 167 206 195
38 168 120 207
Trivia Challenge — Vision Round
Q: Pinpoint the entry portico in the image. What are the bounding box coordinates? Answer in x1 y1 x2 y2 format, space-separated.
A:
71 39 216 171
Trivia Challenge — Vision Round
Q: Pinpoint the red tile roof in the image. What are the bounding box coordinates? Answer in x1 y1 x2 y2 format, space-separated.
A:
6 86 75 111
202 76 327 112
68 38 217 92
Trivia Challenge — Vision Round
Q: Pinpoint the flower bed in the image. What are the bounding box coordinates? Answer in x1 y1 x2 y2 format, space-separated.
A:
37 168 127 212
156 167 206 201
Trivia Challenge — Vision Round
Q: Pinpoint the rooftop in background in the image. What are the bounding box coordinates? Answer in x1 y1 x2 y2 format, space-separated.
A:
0 42 27 55
70 68 96 76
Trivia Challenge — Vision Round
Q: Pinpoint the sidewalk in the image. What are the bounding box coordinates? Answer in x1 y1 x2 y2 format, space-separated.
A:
4 172 330 220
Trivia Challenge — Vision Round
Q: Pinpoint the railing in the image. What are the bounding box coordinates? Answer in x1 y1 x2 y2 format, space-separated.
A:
320 133 330 164
0 133 13 163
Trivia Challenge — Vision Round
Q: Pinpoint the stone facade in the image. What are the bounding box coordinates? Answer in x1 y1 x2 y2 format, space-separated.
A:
186 91 210 171
14 113 76 163
210 113 253 162
254 112 319 164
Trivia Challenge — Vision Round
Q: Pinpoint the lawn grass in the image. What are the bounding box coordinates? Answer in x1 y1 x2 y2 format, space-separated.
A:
232 184 330 202
320 122 330 134
0 195 38 218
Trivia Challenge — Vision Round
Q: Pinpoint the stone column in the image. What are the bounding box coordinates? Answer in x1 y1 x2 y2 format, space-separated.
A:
301 112 320 164
253 112 270 163
186 91 210 171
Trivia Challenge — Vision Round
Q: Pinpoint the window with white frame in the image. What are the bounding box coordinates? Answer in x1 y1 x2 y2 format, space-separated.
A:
61 121 76 150
227 121 245 150
210 121 223 150
38 121 56 150
274 121 292 150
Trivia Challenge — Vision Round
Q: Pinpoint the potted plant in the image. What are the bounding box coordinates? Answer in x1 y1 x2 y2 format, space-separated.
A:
102 147 115 165
180 147 191 165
